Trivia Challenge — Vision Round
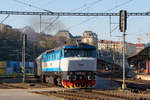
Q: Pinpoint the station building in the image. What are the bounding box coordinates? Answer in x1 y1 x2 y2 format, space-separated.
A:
128 46 150 80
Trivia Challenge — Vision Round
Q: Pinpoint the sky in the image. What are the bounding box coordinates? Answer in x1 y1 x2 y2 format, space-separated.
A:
0 0 150 43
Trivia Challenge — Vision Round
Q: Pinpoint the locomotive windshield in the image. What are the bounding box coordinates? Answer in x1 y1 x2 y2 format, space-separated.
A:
64 48 96 57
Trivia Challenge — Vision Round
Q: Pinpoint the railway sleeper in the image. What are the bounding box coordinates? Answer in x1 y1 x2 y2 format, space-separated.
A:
47 90 122 100
57 92 90 99
38 90 150 100
57 90 148 100
55 94 89 100
91 90 150 100
57 91 120 100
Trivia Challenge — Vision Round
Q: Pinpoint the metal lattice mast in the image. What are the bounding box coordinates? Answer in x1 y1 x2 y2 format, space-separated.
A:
0 11 150 16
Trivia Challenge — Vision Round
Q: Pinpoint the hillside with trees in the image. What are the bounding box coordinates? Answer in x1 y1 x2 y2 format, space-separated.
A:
0 25 71 61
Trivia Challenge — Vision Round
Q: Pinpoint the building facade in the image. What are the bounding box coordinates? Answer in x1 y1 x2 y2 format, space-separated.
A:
98 40 123 53
135 43 145 53
0 24 12 32
98 40 137 56
82 31 98 48
55 30 73 38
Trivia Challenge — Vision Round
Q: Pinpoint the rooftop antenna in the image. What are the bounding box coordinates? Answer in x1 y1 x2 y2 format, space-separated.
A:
147 33 150 43
137 37 142 44
76 40 79 47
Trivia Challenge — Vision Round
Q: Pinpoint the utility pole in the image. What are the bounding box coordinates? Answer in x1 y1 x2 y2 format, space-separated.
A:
119 10 127 90
113 43 116 73
40 15 42 33
22 34 26 83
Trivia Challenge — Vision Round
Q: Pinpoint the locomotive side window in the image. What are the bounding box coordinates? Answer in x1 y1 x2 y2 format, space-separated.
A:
60 50 62 57
64 49 96 57
54 54 56 59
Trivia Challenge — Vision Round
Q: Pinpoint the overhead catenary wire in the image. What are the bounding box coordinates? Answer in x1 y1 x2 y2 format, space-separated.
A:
70 0 103 12
67 0 104 29
0 14 10 24
41 0 103 33
42 16 60 33
13 0 60 34
106 0 134 12
42 0 57 6
56 0 103 31
13 0 53 13
68 0 134 29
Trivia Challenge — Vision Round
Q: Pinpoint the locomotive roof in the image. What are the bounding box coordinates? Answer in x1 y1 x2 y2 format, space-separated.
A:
63 42 96 49
47 42 95 53
36 42 96 59
37 43 96 59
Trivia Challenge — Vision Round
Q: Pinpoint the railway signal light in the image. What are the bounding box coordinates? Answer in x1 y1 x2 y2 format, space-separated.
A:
119 10 127 32
119 10 127 90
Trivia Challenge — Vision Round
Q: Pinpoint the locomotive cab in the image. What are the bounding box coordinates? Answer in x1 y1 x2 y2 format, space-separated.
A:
61 46 97 88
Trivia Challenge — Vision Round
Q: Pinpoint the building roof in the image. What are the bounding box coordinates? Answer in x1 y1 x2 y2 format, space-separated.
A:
55 30 73 38
135 43 145 46
98 40 121 44
128 45 149 60
37 42 96 57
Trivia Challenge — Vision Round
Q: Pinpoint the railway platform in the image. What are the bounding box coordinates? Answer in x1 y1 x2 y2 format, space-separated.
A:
136 74 150 81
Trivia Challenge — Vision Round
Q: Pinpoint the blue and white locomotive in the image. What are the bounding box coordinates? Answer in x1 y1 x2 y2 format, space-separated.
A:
36 42 97 88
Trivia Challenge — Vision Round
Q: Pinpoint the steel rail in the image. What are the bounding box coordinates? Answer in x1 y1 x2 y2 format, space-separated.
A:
36 89 150 100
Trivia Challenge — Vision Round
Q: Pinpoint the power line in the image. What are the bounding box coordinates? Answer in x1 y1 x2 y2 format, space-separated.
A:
71 0 103 12
68 17 94 29
58 0 103 31
106 0 134 12
13 0 53 13
42 16 59 33
43 0 57 6
0 14 10 24
68 0 134 29
13 0 59 34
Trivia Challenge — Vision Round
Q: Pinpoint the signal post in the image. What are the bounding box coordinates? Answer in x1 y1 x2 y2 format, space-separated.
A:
22 34 27 83
119 10 127 90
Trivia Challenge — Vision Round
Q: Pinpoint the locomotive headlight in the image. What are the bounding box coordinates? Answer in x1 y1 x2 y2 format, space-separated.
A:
88 72 92 75
70 72 73 75
88 76 91 80
68 72 73 75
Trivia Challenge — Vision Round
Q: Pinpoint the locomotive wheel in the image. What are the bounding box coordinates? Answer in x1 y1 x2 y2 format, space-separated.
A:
56 77 62 86
45 76 50 83
54 77 58 86
45 76 54 84
41 75 46 83
49 76 54 84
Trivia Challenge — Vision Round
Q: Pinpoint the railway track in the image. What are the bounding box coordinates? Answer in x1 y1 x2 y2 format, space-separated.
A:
35 89 150 100
0 83 56 89
0 84 15 89
110 78 150 93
